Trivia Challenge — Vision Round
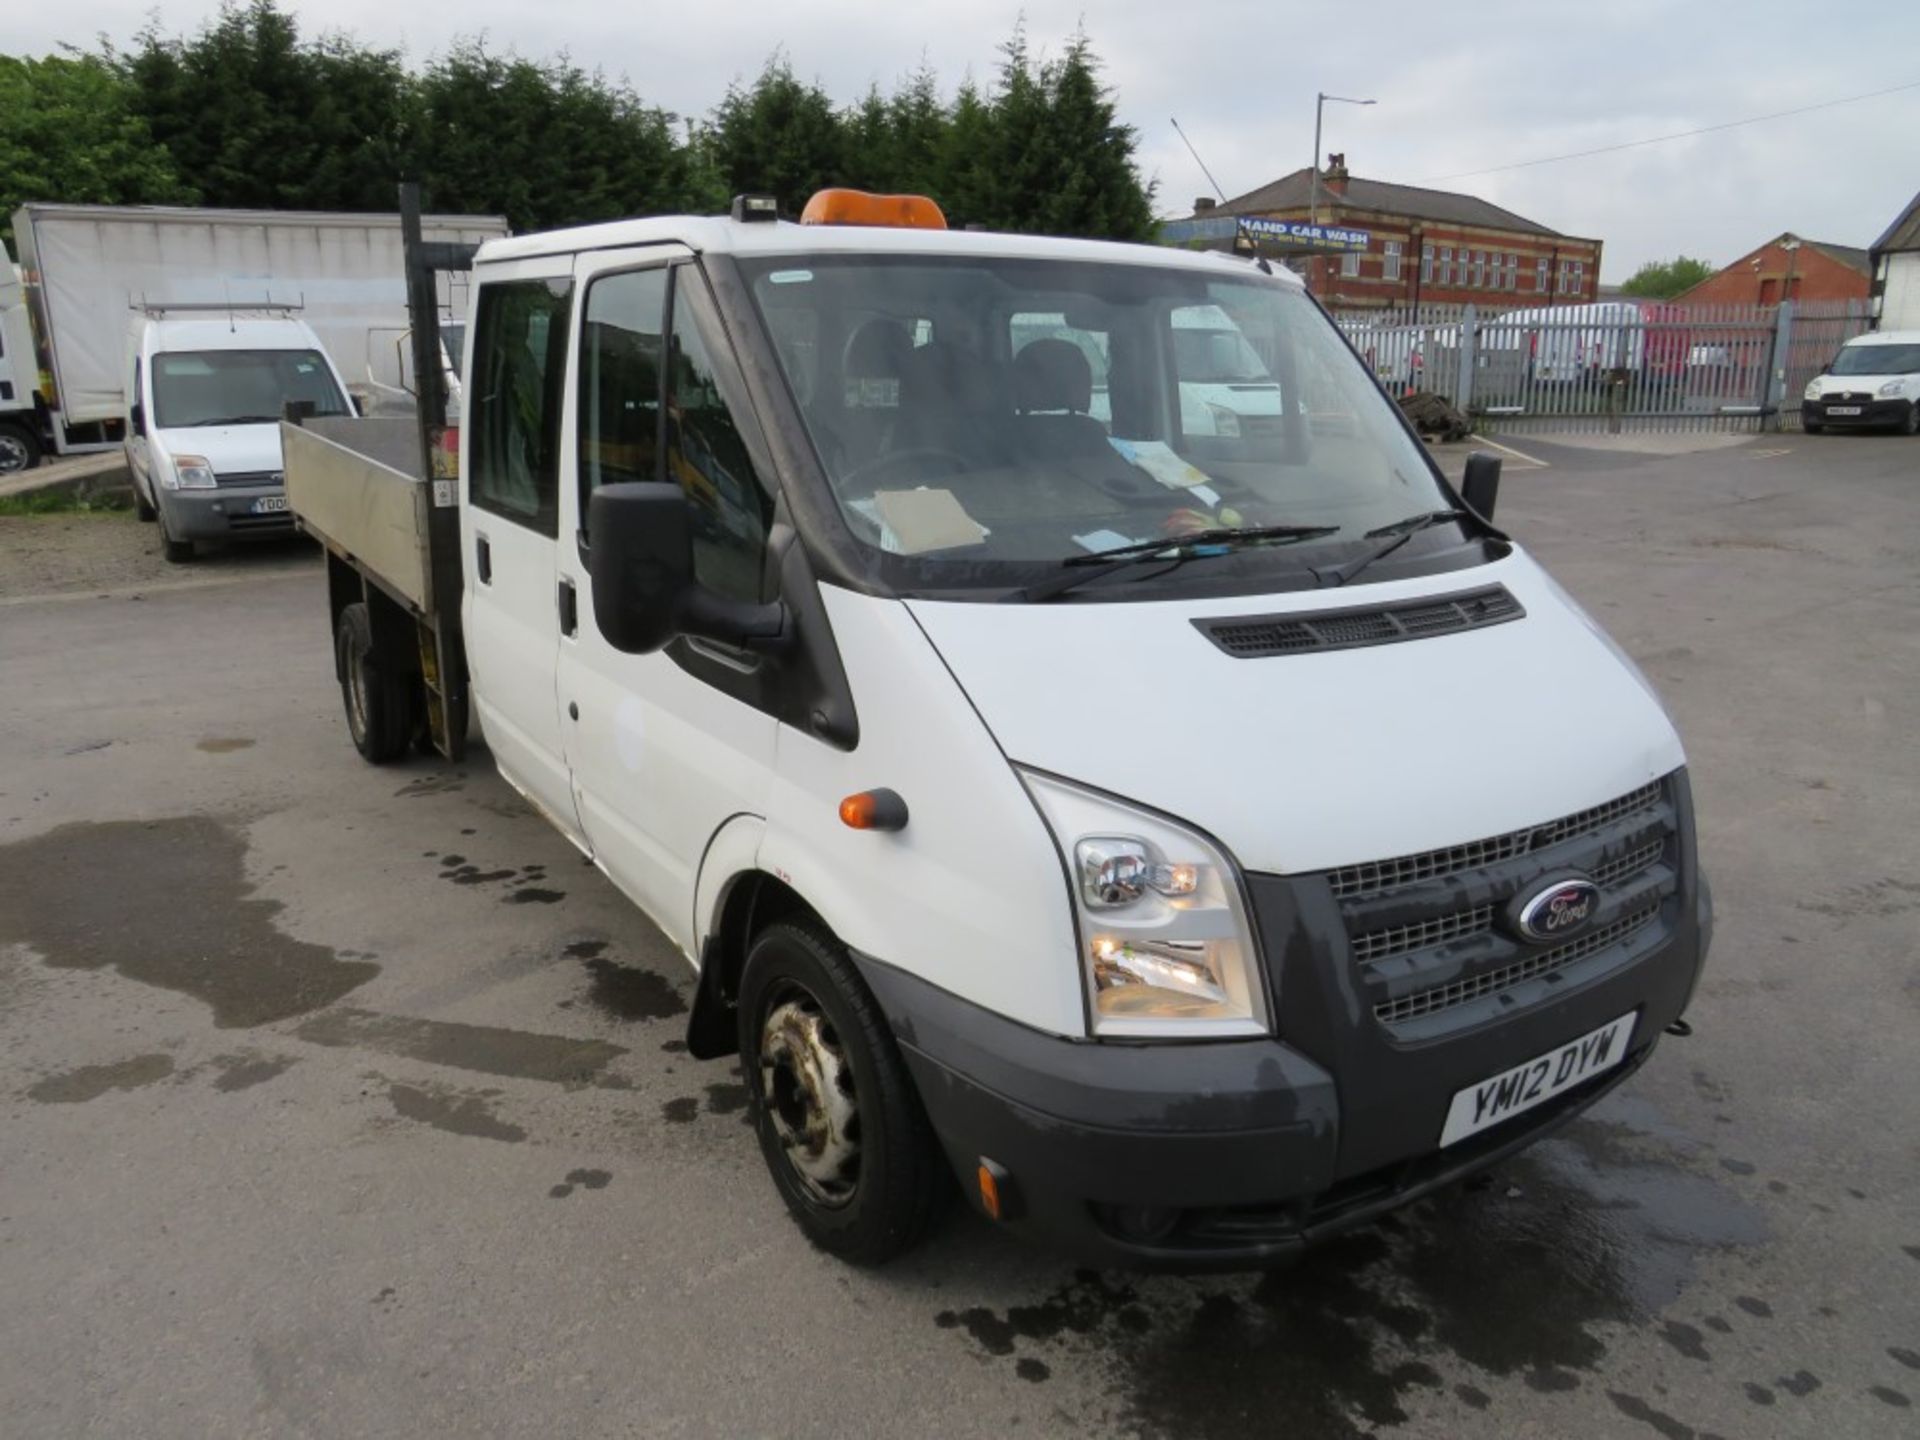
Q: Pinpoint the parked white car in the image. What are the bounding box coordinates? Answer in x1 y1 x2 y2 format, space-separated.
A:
1801 330 1920 434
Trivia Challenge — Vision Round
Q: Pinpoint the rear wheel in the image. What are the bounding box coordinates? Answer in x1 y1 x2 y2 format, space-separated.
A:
334 601 413 763
0 422 38 475
738 921 946 1264
1903 402 1919 436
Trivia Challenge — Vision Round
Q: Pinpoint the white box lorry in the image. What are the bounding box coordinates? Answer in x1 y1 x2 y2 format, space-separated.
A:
7 202 506 467
286 186 1711 1268
0 255 39 474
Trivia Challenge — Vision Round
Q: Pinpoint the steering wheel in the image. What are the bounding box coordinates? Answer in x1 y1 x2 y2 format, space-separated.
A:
839 445 973 492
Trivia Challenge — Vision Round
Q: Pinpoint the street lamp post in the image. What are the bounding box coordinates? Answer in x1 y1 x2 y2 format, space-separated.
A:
1309 92 1376 225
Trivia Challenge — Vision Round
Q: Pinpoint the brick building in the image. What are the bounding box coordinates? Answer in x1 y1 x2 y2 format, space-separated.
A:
1672 233 1870 308
1179 155 1604 310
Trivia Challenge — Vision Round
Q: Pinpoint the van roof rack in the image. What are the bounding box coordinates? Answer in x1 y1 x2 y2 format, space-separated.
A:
131 297 306 315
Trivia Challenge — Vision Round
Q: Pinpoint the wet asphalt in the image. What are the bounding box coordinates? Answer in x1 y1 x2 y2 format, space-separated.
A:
1 431 1916 1438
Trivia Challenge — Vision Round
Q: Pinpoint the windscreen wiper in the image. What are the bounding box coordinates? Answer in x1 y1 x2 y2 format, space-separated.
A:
1011 523 1341 604
1322 509 1478 588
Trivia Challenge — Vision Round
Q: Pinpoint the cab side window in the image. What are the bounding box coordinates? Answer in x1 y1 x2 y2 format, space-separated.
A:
469 278 572 536
579 266 668 515
665 281 776 604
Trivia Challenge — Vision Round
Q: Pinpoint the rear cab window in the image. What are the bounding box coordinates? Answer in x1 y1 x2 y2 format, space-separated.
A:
468 278 573 536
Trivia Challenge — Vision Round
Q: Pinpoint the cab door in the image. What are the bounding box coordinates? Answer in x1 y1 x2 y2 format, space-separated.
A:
555 248 779 954
459 258 585 841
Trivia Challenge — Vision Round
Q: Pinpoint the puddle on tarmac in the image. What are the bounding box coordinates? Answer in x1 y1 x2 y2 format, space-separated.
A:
207 1051 299 1093
931 1110 1768 1440
26 1053 174 1103
0 818 379 1027
578 953 688 1022
196 737 255 754
296 1006 624 1084
385 1078 525 1142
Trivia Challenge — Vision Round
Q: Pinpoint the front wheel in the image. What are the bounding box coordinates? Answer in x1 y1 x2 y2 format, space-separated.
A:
1802 422 1823 435
1903 402 1920 436
738 921 947 1264
0 422 39 476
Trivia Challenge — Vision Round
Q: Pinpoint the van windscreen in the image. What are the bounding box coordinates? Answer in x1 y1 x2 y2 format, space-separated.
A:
151 349 348 429
744 255 1465 596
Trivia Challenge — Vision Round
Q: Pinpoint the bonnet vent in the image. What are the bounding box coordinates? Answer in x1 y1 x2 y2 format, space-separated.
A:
1196 585 1524 658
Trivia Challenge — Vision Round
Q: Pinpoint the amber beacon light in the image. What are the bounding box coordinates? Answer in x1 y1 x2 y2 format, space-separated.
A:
800 189 948 230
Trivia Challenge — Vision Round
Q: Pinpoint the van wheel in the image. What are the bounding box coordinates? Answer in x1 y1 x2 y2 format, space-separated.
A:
0 422 39 475
157 512 194 563
1802 422 1823 435
1903 403 1920 436
135 486 157 522
334 602 413 763
739 921 946 1264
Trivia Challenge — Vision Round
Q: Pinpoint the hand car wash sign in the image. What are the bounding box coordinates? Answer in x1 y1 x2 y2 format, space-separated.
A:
1238 217 1371 253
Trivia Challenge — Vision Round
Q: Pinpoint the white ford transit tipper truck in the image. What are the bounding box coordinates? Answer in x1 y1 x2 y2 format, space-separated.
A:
286 186 1711 1268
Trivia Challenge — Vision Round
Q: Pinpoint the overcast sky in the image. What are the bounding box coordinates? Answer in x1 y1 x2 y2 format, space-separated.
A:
7 1 1918 280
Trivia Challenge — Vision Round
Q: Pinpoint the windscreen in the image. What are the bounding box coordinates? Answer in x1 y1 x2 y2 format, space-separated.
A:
745 254 1460 593
151 349 349 429
1830 343 1920 376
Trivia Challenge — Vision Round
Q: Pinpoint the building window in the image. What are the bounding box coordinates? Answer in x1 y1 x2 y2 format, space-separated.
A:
1421 244 1433 284
1536 257 1550 293
1340 248 1361 278
1471 251 1486 288
1383 240 1402 282
1439 247 1453 286
1505 254 1518 290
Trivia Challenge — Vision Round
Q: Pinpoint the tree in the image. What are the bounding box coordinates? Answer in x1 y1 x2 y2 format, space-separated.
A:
117 1 409 212
710 56 848 215
1622 256 1715 300
410 44 698 231
0 52 192 246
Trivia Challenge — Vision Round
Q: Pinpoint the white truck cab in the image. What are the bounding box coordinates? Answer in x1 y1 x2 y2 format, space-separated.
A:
1801 329 1920 434
288 189 1710 1268
0 257 39 474
126 311 353 560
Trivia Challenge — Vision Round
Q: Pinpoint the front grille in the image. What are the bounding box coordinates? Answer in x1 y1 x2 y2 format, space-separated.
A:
1591 838 1663 889
1350 904 1495 964
1374 907 1659 1025
215 469 283 489
1197 585 1524 660
1330 781 1662 899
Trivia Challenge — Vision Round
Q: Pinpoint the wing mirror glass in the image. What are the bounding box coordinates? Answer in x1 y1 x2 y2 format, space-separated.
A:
586 483 786 655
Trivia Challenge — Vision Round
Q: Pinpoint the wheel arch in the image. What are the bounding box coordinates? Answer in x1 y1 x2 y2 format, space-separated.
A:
687 821 827 1060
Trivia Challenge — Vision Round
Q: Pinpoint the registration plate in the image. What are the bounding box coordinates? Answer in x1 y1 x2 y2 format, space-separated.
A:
1827 406 1862 417
252 495 289 514
1439 1012 1637 1147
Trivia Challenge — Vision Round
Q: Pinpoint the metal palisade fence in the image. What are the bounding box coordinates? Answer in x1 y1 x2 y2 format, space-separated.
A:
1331 299 1873 434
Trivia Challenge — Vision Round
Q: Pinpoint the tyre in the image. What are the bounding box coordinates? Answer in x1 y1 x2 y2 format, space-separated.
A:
738 921 946 1264
135 487 156 522
157 510 195 563
1904 402 1919 437
334 601 414 764
0 422 39 476
1802 422 1823 435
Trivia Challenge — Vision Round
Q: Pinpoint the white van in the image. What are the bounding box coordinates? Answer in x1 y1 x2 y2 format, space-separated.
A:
289 190 1711 1267
125 312 354 560
1801 330 1920 434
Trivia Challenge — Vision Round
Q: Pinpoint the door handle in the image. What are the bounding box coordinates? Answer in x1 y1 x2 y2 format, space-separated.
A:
475 534 492 584
557 576 578 637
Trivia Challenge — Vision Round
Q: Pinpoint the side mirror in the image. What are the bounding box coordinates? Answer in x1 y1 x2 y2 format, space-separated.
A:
130 403 146 435
1462 450 1501 523
586 483 785 655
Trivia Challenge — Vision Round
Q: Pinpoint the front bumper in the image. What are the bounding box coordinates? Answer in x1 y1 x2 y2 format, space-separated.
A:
1802 396 1913 429
856 774 1710 1270
159 484 295 541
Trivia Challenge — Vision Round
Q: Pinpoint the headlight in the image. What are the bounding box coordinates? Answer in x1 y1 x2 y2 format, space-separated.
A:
168 454 217 490
1878 379 1907 397
1803 379 1824 402
1021 770 1268 1039
1204 401 1243 439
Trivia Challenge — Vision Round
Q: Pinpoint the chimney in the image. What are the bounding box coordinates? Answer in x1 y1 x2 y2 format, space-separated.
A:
1194 196 1217 213
1325 152 1350 196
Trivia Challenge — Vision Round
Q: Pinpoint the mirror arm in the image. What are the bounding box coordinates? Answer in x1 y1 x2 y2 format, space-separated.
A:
675 587 790 653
